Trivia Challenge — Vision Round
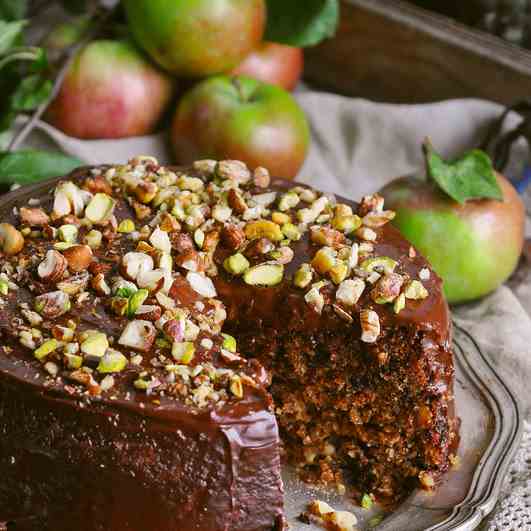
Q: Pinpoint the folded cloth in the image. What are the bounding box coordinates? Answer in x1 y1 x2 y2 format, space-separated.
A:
14 94 531 529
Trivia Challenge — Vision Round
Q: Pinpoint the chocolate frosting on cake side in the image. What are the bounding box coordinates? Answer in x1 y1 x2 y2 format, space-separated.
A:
0 160 457 529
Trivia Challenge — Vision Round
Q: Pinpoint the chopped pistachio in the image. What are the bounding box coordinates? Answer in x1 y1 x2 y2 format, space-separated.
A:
332 214 362 233
65 353 83 369
85 229 103 249
304 287 325 314
281 222 301 241
34 339 59 360
312 247 336 274
221 333 237 353
97 350 128 373
244 219 283 241
194 228 205 248
329 262 348 284
230 374 244 398
278 191 300 211
117 219 135 233
360 256 397 275
243 263 284 287
361 493 373 510
127 288 149 317
293 263 313 288
80 332 109 359
172 341 195 364
134 378 149 390
223 253 250 276
58 224 78 243
393 292 406 314
405 280 429 300
85 193 116 224
0 279 8 295
271 211 290 225
53 242 74 251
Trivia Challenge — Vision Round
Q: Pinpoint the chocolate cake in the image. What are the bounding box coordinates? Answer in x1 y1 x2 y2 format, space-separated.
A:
0 157 458 530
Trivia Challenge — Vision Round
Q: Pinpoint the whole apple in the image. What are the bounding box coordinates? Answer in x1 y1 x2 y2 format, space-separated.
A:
381 172 525 304
46 40 174 139
171 75 310 179
122 0 266 77
232 42 304 91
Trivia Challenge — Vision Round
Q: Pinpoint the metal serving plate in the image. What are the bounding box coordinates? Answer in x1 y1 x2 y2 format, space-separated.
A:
284 323 523 530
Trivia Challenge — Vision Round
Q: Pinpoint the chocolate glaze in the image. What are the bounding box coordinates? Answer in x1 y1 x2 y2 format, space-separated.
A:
0 167 457 528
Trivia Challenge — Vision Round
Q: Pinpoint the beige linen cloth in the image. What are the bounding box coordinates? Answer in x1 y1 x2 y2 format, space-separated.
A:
12 94 531 529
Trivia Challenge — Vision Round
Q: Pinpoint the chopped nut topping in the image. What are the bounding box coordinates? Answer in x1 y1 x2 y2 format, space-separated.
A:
404 280 429 300
336 279 365 306
360 309 380 343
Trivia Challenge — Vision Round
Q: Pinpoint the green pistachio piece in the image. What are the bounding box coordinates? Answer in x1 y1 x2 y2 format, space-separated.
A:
361 493 373 510
221 333 237 353
114 280 138 298
85 193 116 224
172 341 195 364
278 191 300 212
58 224 78 243
117 219 135 233
80 332 108 359
360 256 398 275
34 339 59 360
194 228 205 248
53 241 74 251
332 214 362 234
0 279 8 295
243 263 284 287
111 297 129 316
393 293 406 314
223 253 250 275
281 222 301 241
230 374 244 398
134 378 149 390
127 288 149 317
156 337 172 349
97 350 128 373
404 280 429 300
65 353 83 369
293 263 313 288
85 229 102 249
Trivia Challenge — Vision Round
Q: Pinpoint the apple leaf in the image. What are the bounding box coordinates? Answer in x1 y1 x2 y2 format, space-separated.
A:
264 0 339 47
0 0 27 21
0 20 25 54
0 150 83 185
424 141 503 204
11 75 52 111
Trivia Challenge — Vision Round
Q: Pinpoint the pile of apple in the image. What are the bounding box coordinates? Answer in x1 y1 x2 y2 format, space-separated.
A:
46 0 309 179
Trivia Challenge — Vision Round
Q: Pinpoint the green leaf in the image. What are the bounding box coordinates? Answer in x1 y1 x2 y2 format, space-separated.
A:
264 0 339 47
0 150 83 185
0 0 28 21
424 141 503 204
0 20 26 54
11 75 52 111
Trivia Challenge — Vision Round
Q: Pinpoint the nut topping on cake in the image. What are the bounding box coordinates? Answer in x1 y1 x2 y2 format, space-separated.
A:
0 155 435 415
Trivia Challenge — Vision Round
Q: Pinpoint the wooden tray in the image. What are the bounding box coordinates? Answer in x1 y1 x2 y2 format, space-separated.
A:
304 0 531 104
